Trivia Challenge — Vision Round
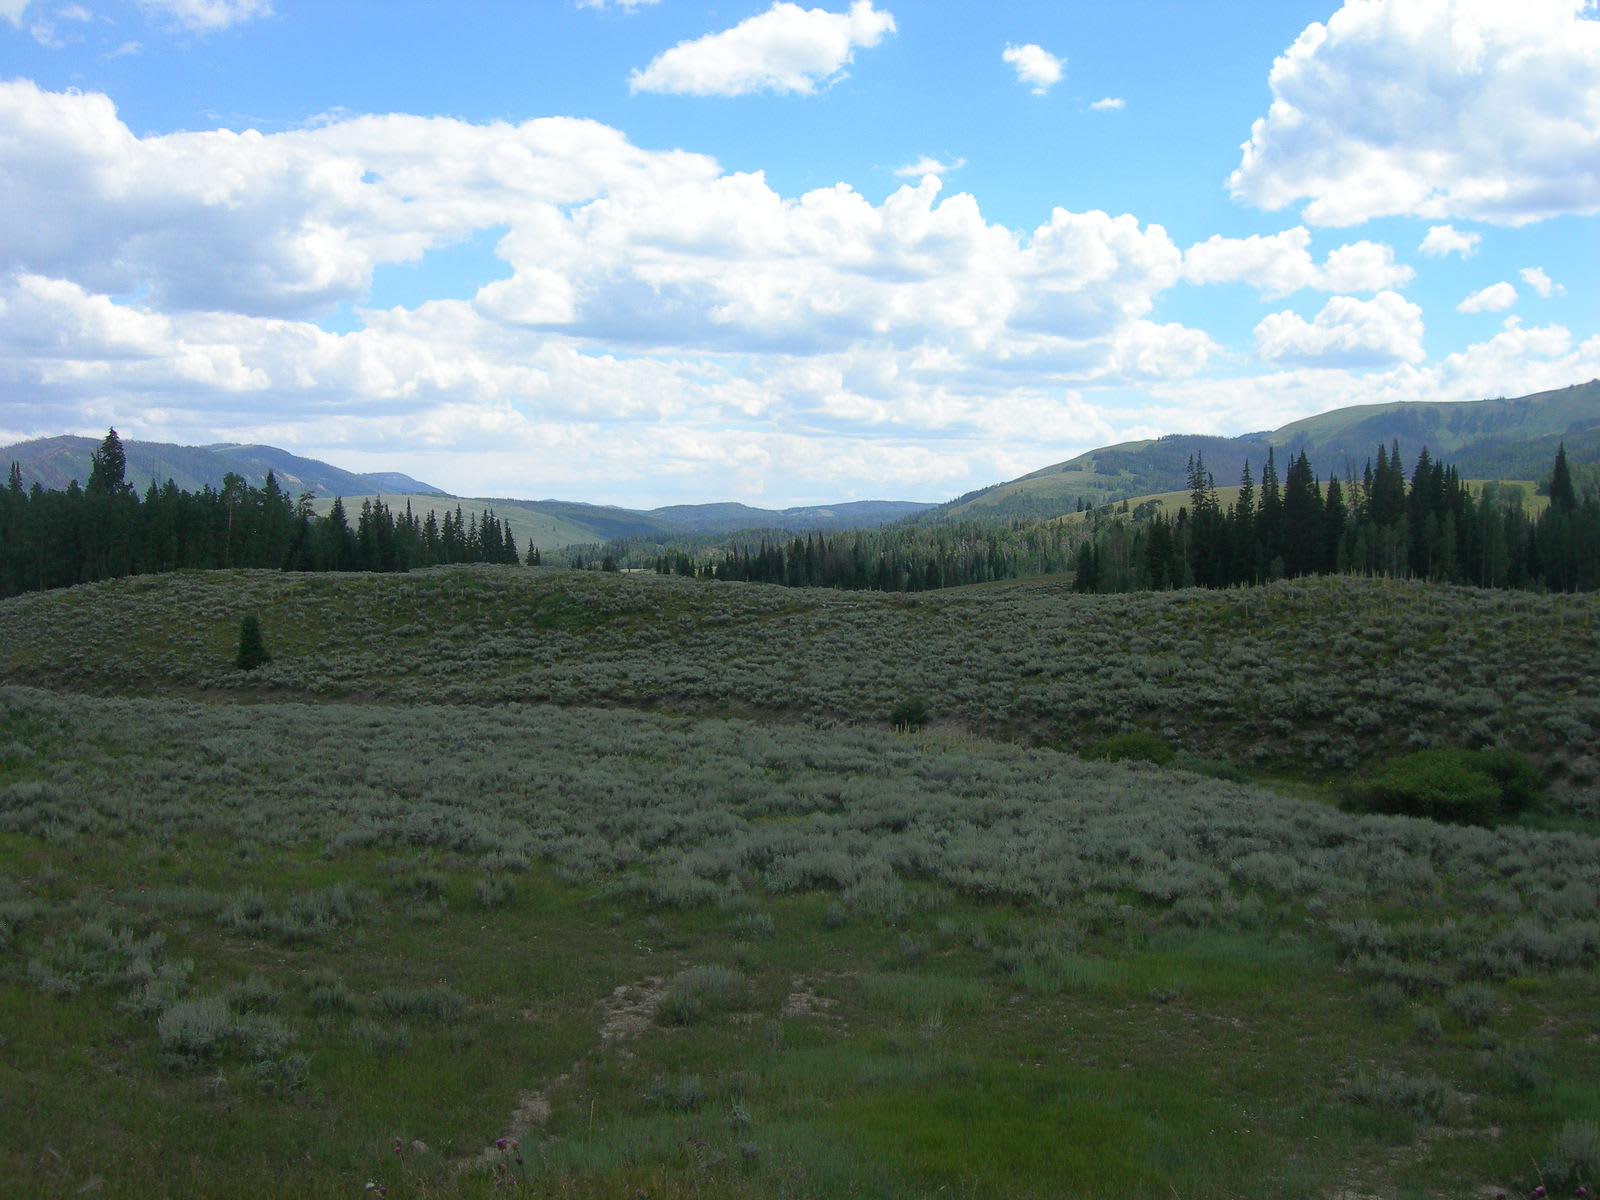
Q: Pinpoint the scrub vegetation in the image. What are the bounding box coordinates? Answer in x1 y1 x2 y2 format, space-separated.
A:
1 563 1597 1198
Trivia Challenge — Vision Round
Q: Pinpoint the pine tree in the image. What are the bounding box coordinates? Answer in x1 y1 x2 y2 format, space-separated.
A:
1549 442 1578 515
86 428 128 497
235 613 270 671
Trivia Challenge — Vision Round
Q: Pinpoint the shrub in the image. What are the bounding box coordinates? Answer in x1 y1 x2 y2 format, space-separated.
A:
1348 748 1525 825
1546 1119 1600 1187
1341 1067 1451 1121
158 996 233 1060
374 985 465 1026
1084 730 1175 766
889 696 929 730
226 974 281 1013
1446 982 1498 1028
306 970 357 1014
657 965 746 1025
474 874 516 909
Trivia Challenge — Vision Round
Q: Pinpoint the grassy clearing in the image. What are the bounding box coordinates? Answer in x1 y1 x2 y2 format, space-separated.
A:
0 568 1597 1196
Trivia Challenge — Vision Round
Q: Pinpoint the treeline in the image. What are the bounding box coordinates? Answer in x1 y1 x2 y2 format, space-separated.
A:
0 430 526 598
1074 442 1599 594
648 519 1079 592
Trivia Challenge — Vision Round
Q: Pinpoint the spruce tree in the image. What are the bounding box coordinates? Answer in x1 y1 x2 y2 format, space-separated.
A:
235 613 270 671
86 428 128 497
1549 442 1578 515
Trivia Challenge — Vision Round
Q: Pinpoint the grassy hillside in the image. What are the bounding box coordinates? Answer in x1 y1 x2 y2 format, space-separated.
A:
2 568 1598 1198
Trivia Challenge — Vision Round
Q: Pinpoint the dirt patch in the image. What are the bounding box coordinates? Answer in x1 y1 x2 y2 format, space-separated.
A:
600 978 663 1048
781 975 838 1020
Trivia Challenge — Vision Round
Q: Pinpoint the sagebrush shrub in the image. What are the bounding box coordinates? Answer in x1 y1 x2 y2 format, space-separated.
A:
657 965 745 1025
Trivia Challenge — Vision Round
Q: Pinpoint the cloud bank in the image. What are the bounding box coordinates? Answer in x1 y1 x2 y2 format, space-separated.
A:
1229 0 1600 226
0 79 1219 502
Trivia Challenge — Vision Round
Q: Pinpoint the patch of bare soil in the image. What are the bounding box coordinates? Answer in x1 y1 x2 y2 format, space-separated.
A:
781 975 838 1020
600 978 663 1049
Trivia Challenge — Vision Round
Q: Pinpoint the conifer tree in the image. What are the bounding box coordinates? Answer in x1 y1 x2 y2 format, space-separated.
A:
235 613 270 671
1549 442 1578 515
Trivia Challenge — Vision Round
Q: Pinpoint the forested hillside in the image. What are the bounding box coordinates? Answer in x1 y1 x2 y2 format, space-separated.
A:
926 381 1600 522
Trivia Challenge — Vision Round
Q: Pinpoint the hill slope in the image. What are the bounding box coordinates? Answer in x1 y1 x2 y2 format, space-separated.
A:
929 379 1600 522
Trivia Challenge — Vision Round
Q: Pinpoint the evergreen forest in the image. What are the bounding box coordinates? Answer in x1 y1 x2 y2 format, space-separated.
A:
0 430 525 599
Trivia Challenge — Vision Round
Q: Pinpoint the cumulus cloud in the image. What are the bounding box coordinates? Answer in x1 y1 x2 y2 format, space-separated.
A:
140 0 274 30
0 0 30 24
1520 266 1565 297
1230 0 1600 226
1002 43 1063 94
0 80 1218 503
1090 97 1124 111
1181 227 1413 298
894 155 965 178
628 0 895 96
1458 281 1518 312
1254 291 1425 366
1418 224 1481 258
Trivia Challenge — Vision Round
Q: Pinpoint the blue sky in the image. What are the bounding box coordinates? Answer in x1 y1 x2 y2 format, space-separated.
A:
2 0 1597 506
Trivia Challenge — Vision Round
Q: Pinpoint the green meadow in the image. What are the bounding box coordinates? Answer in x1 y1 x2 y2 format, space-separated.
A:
1 565 1598 1198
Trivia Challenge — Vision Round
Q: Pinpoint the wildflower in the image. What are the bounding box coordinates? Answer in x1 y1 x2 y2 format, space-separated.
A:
495 1137 507 1151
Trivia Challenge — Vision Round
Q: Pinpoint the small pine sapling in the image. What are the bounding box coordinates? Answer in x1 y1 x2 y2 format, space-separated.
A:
235 614 271 671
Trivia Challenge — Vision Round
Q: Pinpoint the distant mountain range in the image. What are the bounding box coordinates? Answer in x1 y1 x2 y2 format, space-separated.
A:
923 379 1600 523
7 379 1596 547
0 434 931 549
2 436 445 501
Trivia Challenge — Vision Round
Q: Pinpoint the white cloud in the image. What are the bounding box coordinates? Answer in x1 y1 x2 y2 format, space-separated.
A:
894 156 965 178
1418 224 1481 258
628 0 895 97
0 81 1217 504
1002 43 1063 94
140 0 273 30
1520 266 1565 298
1457 281 1518 312
1254 291 1425 366
1181 227 1413 298
1230 0 1600 226
0 0 29 25
1090 97 1124 111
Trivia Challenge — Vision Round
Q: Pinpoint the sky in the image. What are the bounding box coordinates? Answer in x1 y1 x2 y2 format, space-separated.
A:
1 0 1598 507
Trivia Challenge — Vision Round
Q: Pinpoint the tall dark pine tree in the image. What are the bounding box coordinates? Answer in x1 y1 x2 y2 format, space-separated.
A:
1549 441 1578 515
86 428 129 497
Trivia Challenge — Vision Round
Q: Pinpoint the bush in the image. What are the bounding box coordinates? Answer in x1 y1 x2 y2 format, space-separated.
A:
1546 1119 1600 1187
889 696 929 730
1348 748 1543 825
1084 730 1175 766
656 965 746 1025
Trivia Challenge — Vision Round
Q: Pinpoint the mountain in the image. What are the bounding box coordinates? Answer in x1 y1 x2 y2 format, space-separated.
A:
1 435 444 499
1 432 934 551
925 379 1600 522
